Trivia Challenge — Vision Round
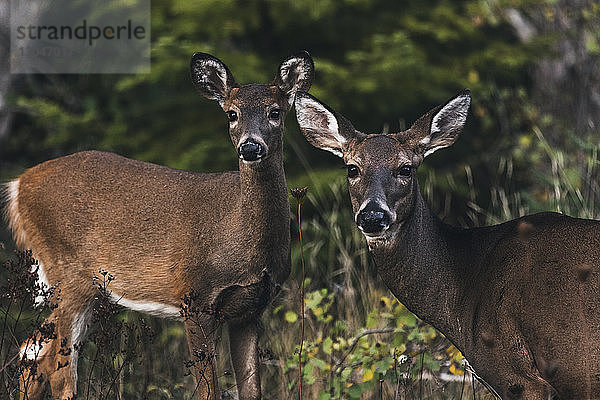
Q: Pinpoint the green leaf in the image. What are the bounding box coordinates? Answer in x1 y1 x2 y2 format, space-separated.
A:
309 357 328 371
366 310 378 328
323 336 333 355
285 311 298 323
393 335 407 349
306 290 324 309
374 358 392 374
340 367 352 382
362 367 374 382
348 384 364 399
319 392 331 400
397 313 417 328
303 361 316 384
407 327 422 342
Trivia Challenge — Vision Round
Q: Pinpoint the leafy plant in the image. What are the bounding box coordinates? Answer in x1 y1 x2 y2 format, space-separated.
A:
278 286 470 400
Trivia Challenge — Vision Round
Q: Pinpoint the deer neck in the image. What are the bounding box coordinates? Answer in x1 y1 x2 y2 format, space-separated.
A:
238 146 288 217
370 185 485 352
237 148 290 280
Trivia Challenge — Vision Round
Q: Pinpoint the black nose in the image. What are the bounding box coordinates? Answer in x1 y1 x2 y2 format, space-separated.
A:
238 140 264 161
357 205 390 234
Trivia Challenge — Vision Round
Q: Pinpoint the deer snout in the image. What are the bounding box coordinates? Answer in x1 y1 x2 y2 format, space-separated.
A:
356 203 391 235
238 139 266 162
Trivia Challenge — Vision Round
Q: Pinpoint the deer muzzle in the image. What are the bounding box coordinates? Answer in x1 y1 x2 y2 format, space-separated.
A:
356 206 391 235
238 139 265 162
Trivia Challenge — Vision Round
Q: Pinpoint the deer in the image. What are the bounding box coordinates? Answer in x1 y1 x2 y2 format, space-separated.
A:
2 51 314 400
294 89 600 400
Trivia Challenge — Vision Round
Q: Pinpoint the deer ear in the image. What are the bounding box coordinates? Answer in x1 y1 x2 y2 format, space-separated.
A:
274 51 314 103
416 89 471 158
294 92 360 158
190 52 238 107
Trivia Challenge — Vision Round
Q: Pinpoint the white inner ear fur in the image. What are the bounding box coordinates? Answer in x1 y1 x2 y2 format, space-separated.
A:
280 58 310 104
296 96 345 157
280 58 309 88
195 59 229 106
421 93 470 157
201 59 227 85
430 94 470 137
321 147 343 158
423 145 446 157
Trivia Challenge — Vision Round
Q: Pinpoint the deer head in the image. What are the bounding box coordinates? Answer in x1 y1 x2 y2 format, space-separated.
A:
294 90 470 244
191 52 314 164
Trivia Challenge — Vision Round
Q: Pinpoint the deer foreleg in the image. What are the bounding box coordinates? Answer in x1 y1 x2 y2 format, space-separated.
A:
184 316 220 400
228 320 261 400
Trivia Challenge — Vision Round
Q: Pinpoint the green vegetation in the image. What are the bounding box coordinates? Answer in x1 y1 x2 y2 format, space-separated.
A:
1 0 599 398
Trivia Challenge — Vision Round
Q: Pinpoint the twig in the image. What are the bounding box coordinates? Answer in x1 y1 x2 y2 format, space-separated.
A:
291 187 308 400
419 352 424 399
0 352 20 374
85 346 99 399
105 357 127 400
459 366 466 400
0 299 13 369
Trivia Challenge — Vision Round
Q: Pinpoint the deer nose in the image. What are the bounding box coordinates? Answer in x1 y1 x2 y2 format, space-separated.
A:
357 206 390 235
238 140 264 162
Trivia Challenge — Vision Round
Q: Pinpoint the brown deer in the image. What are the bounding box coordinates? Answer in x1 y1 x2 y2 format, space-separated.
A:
3 51 314 400
294 90 600 400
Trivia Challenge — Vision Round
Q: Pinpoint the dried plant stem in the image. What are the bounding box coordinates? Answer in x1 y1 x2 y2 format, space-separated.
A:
297 198 306 400
291 187 308 400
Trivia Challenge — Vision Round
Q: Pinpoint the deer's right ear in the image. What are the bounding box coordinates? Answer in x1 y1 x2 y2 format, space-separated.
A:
295 92 357 158
190 52 238 107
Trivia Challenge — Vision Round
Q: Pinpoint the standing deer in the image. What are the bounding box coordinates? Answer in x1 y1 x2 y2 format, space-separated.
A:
294 89 600 400
3 51 314 400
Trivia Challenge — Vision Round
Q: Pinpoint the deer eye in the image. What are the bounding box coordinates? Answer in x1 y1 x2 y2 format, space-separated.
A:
268 109 281 120
226 110 238 122
347 164 360 179
396 165 412 177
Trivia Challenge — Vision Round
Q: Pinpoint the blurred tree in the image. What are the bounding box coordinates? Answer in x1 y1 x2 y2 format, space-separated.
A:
503 0 600 142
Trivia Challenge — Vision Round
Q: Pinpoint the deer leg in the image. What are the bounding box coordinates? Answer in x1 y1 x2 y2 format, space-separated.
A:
228 320 261 400
184 316 220 400
18 330 52 400
19 301 91 400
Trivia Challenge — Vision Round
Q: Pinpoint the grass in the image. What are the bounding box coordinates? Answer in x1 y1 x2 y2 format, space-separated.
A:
0 130 598 399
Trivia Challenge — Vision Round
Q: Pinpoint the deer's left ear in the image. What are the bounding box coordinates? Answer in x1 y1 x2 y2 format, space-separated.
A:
414 89 471 158
274 51 314 103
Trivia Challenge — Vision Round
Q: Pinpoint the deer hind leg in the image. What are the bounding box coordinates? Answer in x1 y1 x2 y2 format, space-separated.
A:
17 332 51 400
228 320 261 400
19 300 91 400
184 315 221 400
